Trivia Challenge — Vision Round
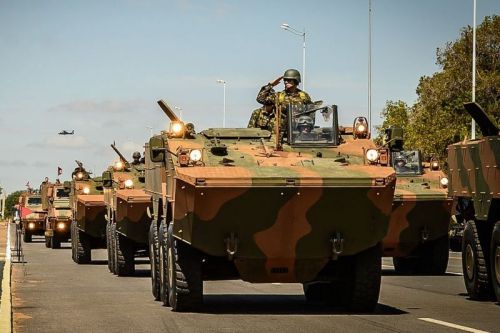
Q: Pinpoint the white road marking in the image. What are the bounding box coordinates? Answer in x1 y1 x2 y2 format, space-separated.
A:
419 318 489 333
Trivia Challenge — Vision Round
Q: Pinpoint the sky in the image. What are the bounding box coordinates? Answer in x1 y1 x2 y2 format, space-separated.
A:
0 0 499 194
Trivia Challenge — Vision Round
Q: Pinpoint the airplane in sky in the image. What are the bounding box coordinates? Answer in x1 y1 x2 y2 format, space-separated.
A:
58 130 74 135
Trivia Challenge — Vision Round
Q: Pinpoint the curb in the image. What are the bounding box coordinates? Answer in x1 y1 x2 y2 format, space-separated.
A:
0 223 12 333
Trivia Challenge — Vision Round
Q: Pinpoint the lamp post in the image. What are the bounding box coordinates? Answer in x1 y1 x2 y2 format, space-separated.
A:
216 79 227 128
471 0 477 139
280 23 306 90
368 0 372 134
174 106 183 120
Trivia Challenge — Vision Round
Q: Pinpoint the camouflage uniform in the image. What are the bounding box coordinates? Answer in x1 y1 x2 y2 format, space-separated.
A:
256 83 312 109
247 107 275 131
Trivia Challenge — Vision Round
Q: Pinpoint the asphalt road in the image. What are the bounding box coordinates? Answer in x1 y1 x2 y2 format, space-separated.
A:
11 231 499 333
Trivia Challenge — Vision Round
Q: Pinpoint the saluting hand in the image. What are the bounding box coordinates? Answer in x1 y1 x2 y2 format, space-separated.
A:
269 76 283 87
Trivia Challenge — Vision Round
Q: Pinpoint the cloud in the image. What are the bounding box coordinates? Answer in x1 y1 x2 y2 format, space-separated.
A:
28 135 90 149
48 99 150 114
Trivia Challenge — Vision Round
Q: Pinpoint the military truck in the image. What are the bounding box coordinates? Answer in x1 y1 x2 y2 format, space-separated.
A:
67 161 107 264
372 126 453 274
103 144 152 276
146 100 396 312
447 102 500 302
18 191 46 242
40 181 72 249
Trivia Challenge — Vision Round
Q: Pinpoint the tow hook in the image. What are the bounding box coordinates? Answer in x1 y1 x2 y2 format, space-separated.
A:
330 232 344 260
421 226 430 243
225 232 238 260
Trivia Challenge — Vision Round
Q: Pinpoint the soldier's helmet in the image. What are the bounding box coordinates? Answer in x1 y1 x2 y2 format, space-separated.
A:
283 69 301 84
296 115 314 133
132 151 141 160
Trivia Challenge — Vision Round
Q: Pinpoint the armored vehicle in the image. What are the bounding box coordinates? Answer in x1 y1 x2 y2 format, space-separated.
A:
18 191 46 242
103 144 152 276
40 181 72 249
146 100 396 312
67 161 107 264
447 102 500 302
374 126 453 274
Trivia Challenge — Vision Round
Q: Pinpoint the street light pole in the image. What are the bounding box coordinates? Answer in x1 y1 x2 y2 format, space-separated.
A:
280 23 306 90
216 79 227 128
368 0 372 134
471 0 476 139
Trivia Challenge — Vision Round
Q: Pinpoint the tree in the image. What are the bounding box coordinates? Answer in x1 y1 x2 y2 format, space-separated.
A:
5 190 23 218
379 15 499 161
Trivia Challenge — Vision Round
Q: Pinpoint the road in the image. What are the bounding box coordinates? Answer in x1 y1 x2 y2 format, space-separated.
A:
11 230 499 333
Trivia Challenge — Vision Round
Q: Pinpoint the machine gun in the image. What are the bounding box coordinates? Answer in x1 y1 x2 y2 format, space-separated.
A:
110 143 130 169
157 99 180 122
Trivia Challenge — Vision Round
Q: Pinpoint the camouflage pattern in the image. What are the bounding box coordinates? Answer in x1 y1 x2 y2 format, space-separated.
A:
146 100 396 311
40 181 72 247
447 102 500 301
247 106 276 131
18 192 46 240
256 83 312 108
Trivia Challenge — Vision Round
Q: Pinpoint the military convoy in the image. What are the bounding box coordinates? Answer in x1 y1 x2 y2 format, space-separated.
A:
68 161 107 264
103 144 152 276
376 127 452 275
145 100 396 312
18 191 46 242
447 102 500 302
40 181 72 249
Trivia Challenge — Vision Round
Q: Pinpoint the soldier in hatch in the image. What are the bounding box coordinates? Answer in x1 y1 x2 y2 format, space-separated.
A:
247 102 276 131
131 151 142 165
256 69 312 108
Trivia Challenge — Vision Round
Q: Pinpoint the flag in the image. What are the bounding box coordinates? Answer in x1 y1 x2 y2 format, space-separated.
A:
57 167 63 176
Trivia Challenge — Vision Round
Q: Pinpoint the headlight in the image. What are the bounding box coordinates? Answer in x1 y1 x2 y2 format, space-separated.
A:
114 161 124 170
57 222 65 230
83 187 90 194
124 179 134 188
28 222 35 230
171 122 184 135
357 124 366 133
440 177 449 187
189 149 202 162
431 161 439 171
366 149 379 163
76 172 83 179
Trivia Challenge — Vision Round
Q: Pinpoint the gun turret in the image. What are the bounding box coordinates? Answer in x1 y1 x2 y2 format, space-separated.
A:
110 143 130 166
157 100 180 122
464 102 499 137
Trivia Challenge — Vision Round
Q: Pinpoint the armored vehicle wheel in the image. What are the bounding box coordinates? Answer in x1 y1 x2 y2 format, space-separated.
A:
490 221 500 302
51 236 61 249
330 244 382 312
106 222 113 273
74 224 91 264
393 236 449 275
115 228 135 276
23 232 32 243
110 223 117 274
167 224 203 312
462 220 492 300
303 282 329 302
45 236 51 248
149 221 161 301
159 221 169 306
71 221 76 262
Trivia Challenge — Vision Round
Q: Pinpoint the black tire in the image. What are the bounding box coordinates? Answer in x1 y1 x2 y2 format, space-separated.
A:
74 223 91 264
393 236 449 275
71 221 76 262
45 236 51 248
490 221 500 302
23 232 32 243
115 227 135 276
327 244 381 312
167 224 203 312
106 221 113 273
303 282 329 302
149 221 161 301
110 223 117 274
51 236 61 249
159 221 169 306
462 220 492 300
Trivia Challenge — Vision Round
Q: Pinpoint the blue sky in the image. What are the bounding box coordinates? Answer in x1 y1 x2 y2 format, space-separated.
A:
0 0 498 193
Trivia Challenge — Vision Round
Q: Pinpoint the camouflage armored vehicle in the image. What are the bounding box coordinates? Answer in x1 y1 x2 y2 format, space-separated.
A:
40 181 72 249
146 100 396 312
18 191 46 242
447 102 500 302
103 144 152 276
374 126 453 275
67 161 107 264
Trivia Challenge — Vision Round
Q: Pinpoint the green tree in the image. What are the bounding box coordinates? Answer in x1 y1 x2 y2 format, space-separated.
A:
5 190 23 218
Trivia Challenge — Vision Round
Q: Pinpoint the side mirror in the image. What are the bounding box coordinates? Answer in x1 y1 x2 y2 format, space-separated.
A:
149 136 166 163
102 171 113 188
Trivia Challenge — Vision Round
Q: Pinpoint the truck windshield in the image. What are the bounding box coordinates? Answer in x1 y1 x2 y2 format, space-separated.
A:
287 104 339 146
27 197 42 205
392 150 423 175
56 188 69 198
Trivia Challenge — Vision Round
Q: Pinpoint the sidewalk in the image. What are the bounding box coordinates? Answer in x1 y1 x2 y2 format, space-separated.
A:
0 221 12 333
